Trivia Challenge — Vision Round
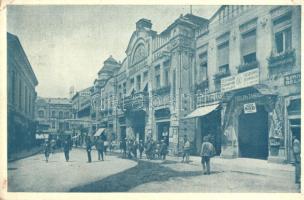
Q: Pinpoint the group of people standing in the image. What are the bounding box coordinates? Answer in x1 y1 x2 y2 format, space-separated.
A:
119 137 168 160
43 136 72 162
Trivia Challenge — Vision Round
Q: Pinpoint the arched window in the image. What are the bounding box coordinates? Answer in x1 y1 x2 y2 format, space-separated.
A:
59 111 63 119
52 111 56 118
132 44 146 64
38 110 44 118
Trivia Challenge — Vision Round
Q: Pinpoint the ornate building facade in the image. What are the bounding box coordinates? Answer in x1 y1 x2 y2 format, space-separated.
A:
92 5 300 162
35 97 72 137
7 33 39 156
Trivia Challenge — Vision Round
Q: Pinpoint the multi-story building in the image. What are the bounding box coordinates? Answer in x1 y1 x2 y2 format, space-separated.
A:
191 5 300 163
7 32 39 155
70 87 93 138
35 97 72 137
93 5 300 163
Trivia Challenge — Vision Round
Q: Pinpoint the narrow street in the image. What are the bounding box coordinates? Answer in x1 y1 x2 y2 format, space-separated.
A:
8 148 299 192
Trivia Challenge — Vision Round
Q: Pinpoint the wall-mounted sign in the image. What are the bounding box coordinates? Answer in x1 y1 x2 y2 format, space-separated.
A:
196 91 223 107
244 103 257 114
284 72 301 86
221 68 259 93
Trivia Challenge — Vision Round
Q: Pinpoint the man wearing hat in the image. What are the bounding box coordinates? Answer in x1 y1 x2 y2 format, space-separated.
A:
200 136 216 175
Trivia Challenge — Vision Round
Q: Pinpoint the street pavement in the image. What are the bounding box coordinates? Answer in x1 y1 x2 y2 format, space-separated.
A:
8 148 300 192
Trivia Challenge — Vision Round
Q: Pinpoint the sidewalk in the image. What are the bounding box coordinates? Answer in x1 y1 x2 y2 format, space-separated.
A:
8 146 43 162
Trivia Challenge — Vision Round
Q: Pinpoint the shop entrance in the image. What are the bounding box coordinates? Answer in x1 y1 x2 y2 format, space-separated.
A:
131 110 146 141
157 122 170 145
200 109 221 155
238 105 268 159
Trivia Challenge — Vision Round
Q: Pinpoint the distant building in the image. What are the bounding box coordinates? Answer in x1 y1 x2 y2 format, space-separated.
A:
35 97 72 136
7 32 38 155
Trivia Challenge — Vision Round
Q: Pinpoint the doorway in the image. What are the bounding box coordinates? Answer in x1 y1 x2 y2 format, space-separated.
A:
200 109 222 155
157 122 170 145
238 105 269 159
131 110 146 141
120 126 126 140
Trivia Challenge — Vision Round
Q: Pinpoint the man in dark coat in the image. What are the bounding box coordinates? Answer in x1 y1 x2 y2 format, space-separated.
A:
95 137 104 161
138 140 145 159
122 138 127 158
44 139 51 163
85 136 92 163
200 136 216 175
63 138 70 162
160 139 168 160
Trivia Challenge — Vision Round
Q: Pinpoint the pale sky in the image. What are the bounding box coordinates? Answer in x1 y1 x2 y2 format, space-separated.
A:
7 5 219 98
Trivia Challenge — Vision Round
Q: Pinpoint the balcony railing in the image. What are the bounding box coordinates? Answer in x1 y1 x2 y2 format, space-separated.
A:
152 85 171 96
268 49 295 68
237 60 259 73
213 69 231 80
121 92 149 111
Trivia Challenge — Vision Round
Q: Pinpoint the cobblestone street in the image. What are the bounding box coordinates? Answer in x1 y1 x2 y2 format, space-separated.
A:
8 148 300 192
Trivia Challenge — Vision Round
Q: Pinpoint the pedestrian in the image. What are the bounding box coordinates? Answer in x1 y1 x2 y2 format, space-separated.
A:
182 135 191 163
160 140 168 160
138 140 144 159
43 139 51 163
122 138 127 158
292 135 301 184
145 138 153 160
50 138 56 154
85 136 92 163
63 138 70 162
200 136 216 175
96 136 104 161
119 140 123 154
104 140 109 154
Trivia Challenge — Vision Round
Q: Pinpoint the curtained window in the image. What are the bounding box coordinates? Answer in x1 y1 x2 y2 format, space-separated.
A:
273 13 292 54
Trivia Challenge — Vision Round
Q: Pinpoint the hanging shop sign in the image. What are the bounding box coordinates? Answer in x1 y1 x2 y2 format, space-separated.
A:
244 102 257 114
196 91 223 107
221 68 259 93
284 72 301 86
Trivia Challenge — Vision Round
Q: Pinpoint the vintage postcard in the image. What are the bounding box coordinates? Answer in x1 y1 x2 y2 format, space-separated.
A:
0 0 302 199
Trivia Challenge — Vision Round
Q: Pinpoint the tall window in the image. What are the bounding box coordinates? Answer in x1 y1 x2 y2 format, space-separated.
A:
19 80 22 110
64 112 69 119
59 111 63 119
52 121 55 129
52 111 56 118
241 29 257 64
155 65 161 89
273 13 292 54
217 41 229 73
172 69 176 95
25 86 28 113
136 75 141 91
123 82 127 96
199 52 208 80
38 110 44 118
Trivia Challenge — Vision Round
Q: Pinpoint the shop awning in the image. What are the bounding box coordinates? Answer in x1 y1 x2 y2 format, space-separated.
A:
94 128 105 137
185 104 219 119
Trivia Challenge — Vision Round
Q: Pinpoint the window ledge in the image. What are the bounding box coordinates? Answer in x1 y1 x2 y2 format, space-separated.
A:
237 61 259 73
268 49 295 68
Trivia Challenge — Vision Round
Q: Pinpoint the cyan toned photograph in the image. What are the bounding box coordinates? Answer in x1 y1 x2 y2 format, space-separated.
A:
6 4 301 193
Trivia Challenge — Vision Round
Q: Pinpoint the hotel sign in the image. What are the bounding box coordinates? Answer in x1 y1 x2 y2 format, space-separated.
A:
284 72 300 86
221 68 259 93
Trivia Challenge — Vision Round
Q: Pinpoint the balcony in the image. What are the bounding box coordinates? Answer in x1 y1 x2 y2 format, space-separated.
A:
237 60 259 73
122 92 149 111
213 69 231 81
268 49 295 69
152 85 171 96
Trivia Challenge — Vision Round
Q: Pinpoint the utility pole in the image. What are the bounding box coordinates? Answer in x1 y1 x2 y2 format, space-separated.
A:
190 5 193 14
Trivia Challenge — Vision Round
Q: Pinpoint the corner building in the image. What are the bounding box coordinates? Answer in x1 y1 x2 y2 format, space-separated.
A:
97 6 300 162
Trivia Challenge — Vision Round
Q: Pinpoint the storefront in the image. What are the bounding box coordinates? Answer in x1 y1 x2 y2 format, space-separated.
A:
186 91 222 155
155 108 171 145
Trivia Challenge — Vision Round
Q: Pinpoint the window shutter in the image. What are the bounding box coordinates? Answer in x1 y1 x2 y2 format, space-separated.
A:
217 42 229 66
241 30 256 56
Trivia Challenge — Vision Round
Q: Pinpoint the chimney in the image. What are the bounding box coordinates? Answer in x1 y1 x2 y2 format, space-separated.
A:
136 18 152 31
